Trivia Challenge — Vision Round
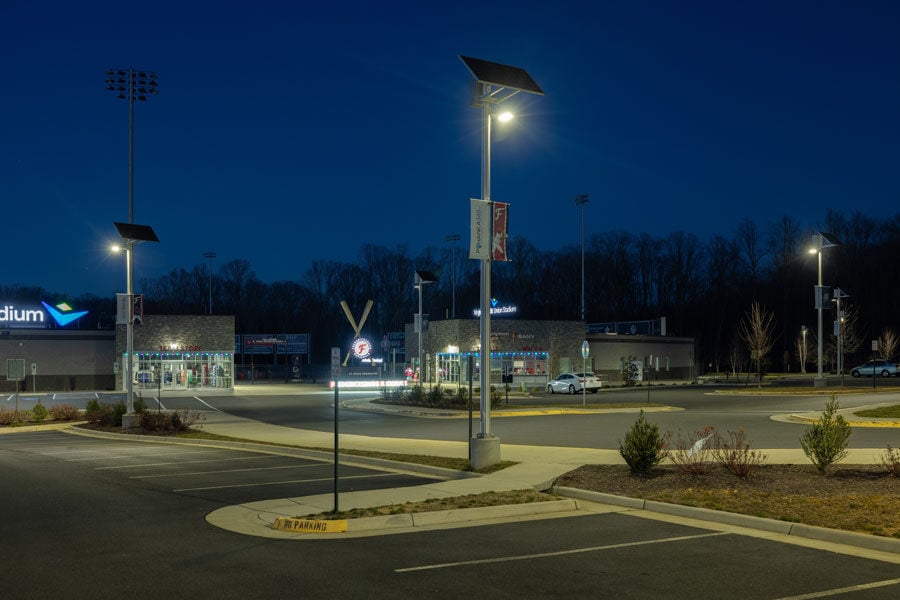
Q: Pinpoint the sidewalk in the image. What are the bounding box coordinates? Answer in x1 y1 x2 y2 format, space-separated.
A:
193 401 899 557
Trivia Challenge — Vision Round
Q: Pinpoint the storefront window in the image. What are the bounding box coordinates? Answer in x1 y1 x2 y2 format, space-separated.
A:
435 351 549 389
131 352 234 390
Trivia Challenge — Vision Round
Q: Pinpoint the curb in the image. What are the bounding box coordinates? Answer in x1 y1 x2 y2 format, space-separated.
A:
267 499 582 536
553 486 900 555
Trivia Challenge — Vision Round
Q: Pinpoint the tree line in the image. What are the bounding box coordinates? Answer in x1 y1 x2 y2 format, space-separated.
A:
6 209 899 370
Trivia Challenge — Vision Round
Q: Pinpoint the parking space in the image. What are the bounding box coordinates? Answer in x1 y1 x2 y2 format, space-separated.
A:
0 430 434 506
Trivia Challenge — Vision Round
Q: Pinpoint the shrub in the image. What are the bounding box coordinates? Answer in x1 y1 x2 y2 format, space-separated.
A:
800 395 851 474
879 445 899 477
31 402 49 423
137 409 205 432
623 355 640 387
669 426 716 475
0 407 28 426
618 410 668 475
48 404 80 421
712 427 767 478
133 395 147 414
84 400 127 427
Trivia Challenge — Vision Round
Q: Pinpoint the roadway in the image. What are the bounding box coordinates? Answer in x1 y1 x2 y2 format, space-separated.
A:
6 383 900 449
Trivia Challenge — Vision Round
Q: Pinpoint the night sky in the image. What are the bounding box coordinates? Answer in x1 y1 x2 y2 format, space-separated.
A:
3 1 899 297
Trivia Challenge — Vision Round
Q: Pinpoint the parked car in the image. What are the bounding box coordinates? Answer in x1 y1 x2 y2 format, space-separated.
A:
849 360 900 378
547 372 601 394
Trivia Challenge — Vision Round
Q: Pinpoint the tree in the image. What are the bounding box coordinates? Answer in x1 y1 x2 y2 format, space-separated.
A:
878 328 898 360
739 302 776 387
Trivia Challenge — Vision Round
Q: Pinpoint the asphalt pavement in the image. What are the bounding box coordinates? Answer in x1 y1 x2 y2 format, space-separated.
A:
13 382 900 560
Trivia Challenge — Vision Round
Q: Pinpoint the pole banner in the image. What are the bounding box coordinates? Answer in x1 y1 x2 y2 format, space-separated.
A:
492 201 509 262
469 198 491 260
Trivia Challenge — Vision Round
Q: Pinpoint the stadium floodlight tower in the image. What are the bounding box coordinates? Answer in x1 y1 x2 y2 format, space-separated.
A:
112 221 159 427
460 56 543 469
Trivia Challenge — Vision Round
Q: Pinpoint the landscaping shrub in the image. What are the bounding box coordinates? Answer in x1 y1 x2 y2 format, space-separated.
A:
133 396 147 413
0 407 28 426
48 404 80 421
84 400 127 427
138 409 205 432
618 410 668 475
800 395 851 474
712 427 767 478
879 445 899 477
31 402 49 423
669 426 716 475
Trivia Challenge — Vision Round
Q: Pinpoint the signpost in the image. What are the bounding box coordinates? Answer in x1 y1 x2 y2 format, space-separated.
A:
872 340 879 390
7 359 25 413
581 341 590 408
331 347 341 513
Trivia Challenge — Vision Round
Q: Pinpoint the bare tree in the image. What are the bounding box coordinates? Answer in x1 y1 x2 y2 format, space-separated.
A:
878 328 898 361
739 302 776 387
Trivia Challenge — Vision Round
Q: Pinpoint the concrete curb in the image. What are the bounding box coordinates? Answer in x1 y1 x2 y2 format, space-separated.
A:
553 486 900 555
347 499 580 533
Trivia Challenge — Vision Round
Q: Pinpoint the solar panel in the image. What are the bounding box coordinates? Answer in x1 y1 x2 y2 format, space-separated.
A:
415 270 438 283
460 56 544 95
114 222 159 242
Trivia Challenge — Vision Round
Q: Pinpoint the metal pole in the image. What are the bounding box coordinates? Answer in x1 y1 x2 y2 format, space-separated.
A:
479 100 493 437
816 239 825 385
126 242 134 414
417 279 423 383
575 194 589 321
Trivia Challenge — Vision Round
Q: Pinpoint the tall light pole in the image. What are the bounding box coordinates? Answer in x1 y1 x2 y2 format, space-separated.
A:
575 194 589 320
461 56 543 469
808 232 837 388
204 251 217 314
445 234 460 319
800 325 808 374
107 68 157 419
112 222 159 421
414 270 437 383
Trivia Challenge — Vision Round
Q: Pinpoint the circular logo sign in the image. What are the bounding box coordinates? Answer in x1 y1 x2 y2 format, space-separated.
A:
351 337 372 359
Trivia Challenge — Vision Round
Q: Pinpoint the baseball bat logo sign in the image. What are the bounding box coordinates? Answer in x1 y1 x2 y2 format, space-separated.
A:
352 337 372 359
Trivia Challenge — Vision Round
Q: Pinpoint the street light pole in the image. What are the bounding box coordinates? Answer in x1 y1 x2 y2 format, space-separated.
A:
445 234 460 319
808 232 837 388
575 194 589 321
800 325 807 374
204 251 217 314
107 68 157 415
461 56 543 469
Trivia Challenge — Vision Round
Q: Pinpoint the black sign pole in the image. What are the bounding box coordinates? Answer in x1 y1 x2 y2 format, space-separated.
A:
467 357 474 463
334 375 339 514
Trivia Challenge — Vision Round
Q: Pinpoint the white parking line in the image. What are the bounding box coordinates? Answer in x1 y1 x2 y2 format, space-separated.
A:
173 472 395 492
130 463 321 479
96 455 281 470
194 396 221 412
395 532 728 573
64 449 227 462
772 578 900 599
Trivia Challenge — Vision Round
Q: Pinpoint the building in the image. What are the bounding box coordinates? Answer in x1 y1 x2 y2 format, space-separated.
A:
405 317 695 388
115 315 235 392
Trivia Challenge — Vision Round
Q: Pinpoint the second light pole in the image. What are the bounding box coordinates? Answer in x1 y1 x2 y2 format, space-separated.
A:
575 194 589 321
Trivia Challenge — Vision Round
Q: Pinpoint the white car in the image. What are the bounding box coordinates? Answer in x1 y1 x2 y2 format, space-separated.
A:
547 372 601 394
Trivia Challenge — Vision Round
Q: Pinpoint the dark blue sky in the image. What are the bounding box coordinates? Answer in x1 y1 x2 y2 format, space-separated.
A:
3 1 899 297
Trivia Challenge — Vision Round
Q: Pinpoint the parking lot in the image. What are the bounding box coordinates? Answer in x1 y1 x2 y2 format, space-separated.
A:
0 429 433 506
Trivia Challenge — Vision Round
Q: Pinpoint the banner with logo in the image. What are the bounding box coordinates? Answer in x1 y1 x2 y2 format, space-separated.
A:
492 201 509 261
469 198 490 260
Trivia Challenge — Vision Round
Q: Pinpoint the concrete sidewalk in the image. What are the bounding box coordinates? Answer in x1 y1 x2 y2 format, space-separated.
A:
193 406 899 557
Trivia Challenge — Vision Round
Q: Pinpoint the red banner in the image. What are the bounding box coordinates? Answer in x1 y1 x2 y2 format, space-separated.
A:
492 201 509 261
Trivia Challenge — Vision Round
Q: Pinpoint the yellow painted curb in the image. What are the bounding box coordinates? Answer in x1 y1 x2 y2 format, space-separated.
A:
273 517 348 534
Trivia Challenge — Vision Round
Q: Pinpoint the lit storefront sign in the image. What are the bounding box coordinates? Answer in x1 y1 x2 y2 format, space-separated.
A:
472 298 518 317
0 301 88 329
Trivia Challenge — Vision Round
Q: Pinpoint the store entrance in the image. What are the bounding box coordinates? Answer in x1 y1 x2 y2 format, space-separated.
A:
132 352 233 391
